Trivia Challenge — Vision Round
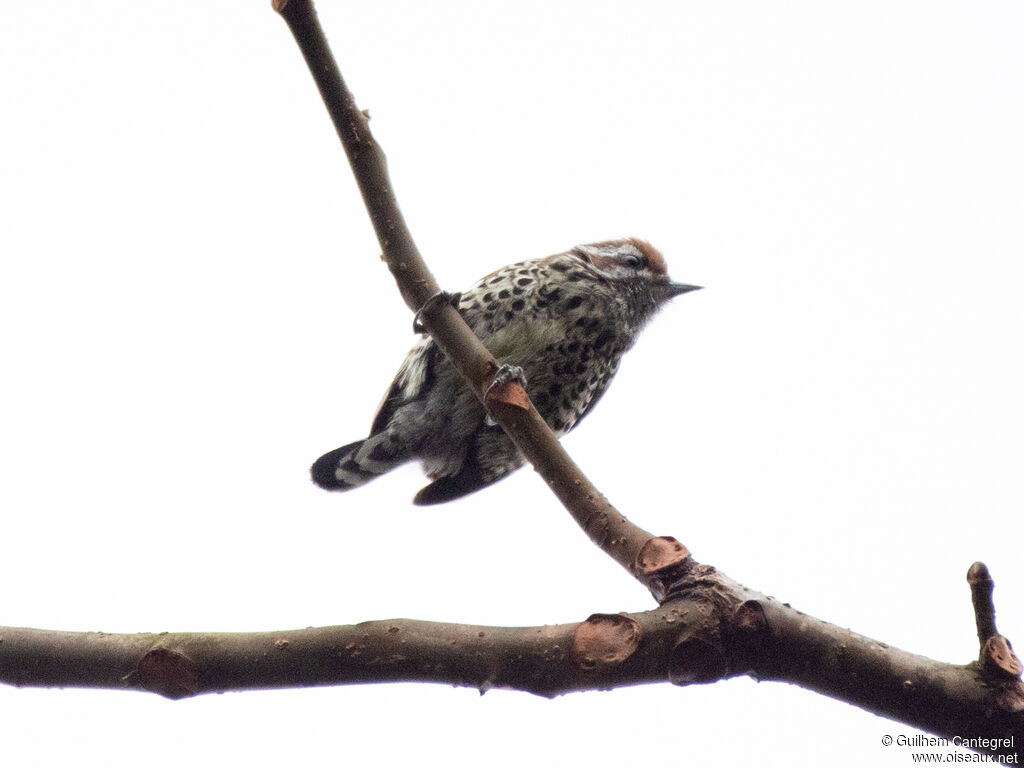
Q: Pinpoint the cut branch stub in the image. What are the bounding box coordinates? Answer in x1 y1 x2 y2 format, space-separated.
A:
733 600 769 635
571 614 642 672
635 536 692 601
668 636 729 685
126 648 199 700
983 635 1024 681
483 373 531 412
728 599 771 675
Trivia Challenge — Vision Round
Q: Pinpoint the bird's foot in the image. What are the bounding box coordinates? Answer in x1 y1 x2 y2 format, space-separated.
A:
413 291 463 334
486 364 527 396
484 364 528 424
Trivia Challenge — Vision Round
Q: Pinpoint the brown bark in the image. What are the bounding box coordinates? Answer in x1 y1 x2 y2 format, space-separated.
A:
2 564 1021 762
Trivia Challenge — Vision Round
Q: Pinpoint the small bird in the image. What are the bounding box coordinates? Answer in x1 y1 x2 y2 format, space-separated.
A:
311 238 700 505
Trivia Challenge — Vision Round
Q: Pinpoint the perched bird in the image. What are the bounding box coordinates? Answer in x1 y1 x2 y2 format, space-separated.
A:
311 238 700 505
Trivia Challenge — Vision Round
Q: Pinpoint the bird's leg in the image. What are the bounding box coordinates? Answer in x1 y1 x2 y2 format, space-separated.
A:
412 291 462 334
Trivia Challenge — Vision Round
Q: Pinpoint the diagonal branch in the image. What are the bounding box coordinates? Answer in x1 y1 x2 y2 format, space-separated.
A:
273 0 682 588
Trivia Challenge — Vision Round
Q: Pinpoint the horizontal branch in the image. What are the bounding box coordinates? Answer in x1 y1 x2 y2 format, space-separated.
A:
0 607 682 699
3 565 1022 763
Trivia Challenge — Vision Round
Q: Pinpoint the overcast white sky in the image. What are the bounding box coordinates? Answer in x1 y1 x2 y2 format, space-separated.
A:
2 2 1023 765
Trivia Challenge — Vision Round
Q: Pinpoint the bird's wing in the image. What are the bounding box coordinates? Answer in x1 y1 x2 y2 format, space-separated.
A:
370 256 561 435
369 336 439 436
454 258 570 363
454 258 552 336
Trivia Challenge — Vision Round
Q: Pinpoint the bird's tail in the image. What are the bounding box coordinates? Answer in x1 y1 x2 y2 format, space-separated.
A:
310 433 407 492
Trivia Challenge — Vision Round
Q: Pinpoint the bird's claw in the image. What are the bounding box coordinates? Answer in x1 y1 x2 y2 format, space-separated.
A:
484 364 527 425
413 291 462 334
485 364 527 398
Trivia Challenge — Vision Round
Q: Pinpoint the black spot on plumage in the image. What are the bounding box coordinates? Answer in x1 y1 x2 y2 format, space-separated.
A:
512 287 524 296
565 295 584 310
567 341 580 353
516 277 532 286
550 262 571 273
567 272 585 282
541 287 562 302
483 292 493 302
511 299 525 311
548 382 563 396
593 330 614 350
498 289 510 299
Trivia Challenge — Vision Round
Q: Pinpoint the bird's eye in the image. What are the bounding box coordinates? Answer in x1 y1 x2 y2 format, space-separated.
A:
623 253 643 269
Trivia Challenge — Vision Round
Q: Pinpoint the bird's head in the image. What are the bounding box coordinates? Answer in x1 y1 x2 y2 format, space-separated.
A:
572 238 701 314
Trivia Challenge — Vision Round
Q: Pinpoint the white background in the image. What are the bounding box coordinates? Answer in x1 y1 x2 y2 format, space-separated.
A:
2 2 1022 765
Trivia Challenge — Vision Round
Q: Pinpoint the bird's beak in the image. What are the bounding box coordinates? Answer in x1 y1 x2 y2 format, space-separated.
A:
662 282 703 300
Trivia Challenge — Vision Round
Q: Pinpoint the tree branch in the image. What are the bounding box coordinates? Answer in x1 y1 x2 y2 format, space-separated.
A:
0 609 676 700
733 596 1024 755
2 564 1021 761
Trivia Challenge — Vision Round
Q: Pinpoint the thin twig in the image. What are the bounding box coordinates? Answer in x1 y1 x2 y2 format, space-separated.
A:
967 563 1023 681
967 561 997 646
